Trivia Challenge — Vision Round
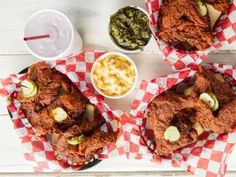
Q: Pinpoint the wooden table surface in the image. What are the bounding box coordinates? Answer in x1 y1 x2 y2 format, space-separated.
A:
0 0 236 176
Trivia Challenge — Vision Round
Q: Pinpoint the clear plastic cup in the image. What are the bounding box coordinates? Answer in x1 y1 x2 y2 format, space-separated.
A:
24 9 83 60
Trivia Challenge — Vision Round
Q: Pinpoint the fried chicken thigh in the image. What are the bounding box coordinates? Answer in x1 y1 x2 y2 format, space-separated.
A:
19 62 87 135
18 62 75 117
194 66 235 105
160 0 209 29
51 124 117 164
158 0 229 50
159 20 213 51
29 91 87 135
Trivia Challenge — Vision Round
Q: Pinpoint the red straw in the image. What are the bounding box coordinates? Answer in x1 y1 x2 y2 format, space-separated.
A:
24 34 50 41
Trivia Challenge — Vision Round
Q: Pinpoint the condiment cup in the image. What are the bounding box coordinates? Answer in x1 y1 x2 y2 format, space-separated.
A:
91 52 138 99
108 6 151 54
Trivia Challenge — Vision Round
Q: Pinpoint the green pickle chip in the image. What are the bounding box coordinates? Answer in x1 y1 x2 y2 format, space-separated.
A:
196 0 208 16
67 135 86 145
21 79 38 98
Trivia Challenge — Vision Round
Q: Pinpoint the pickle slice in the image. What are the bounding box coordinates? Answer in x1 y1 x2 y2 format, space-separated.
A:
199 92 215 109
67 135 86 145
209 93 219 111
199 92 219 111
51 107 68 122
196 0 208 16
164 126 180 142
25 86 37 98
21 79 37 98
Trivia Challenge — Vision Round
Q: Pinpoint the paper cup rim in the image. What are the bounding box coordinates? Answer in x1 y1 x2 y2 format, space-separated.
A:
24 9 75 61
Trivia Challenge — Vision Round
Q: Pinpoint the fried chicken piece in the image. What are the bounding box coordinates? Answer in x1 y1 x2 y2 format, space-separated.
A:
160 0 209 29
76 130 117 159
147 66 236 155
192 65 236 133
194 66 235 106
18 62 88 135
28 61 52 84
159 20 213 51
158 0 230 50
146 94 212 155
51 120 100 151
63 121 100 137
18 62 74 117
197 99 236 133
29 91 86 135
51 125 117 164
17 61 116 165
213 0 229 12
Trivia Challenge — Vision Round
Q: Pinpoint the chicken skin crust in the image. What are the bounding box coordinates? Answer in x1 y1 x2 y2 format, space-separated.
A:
160 0 209 29
159 20 213 51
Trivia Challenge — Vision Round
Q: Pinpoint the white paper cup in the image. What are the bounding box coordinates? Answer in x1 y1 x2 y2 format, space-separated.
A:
24 9 83 61
91 52 138 99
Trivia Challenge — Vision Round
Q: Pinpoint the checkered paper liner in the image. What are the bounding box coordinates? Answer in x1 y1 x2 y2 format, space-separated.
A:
127 63 236 177
0 51 125 172
145 0 236 71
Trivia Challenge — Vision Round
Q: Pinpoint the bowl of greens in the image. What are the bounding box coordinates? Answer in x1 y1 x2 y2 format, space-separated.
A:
108 6 152 53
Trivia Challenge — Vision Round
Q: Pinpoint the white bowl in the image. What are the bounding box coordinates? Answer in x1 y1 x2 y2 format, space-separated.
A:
108 6 151 54
91 52 138 99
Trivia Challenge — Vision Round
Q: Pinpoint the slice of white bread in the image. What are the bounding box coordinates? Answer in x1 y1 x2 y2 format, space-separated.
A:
206 3 222 29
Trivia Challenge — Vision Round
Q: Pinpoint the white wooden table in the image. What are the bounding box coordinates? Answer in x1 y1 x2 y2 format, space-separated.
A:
0 0 236 176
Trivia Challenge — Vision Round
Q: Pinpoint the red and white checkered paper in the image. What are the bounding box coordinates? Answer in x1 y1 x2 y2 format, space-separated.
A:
145 0 236 71
127 63 236 177
0 51 125 172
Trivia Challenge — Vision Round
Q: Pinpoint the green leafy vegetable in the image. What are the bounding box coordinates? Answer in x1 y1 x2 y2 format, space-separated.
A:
109 6 152 50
